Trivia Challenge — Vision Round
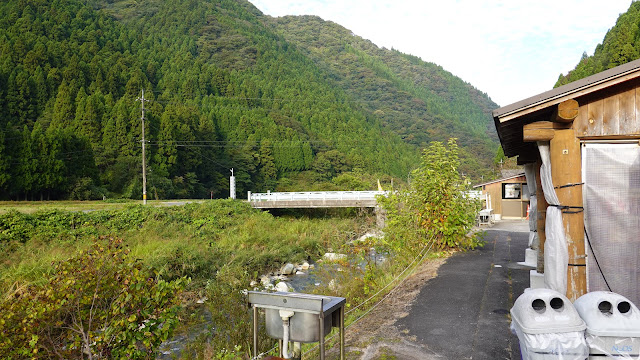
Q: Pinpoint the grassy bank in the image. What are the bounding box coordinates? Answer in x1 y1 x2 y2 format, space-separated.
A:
1 200 371 291
1 200 383 358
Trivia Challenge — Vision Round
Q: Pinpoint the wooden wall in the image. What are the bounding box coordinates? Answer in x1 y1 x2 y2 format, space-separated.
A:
575 82 640 138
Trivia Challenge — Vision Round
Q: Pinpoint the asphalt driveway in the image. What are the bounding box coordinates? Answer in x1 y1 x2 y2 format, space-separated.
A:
398 220 531 360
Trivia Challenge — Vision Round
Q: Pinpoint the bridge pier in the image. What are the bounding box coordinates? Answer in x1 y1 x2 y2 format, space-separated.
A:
375 205 387 229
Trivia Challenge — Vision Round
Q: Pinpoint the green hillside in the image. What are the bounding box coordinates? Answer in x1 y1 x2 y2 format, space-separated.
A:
0 0 499 201
555 1 640 86
270 15 500 176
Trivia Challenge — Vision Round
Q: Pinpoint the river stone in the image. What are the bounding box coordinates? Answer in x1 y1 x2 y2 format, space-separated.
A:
328 279 337 291
281 263 295 275
260 276 271 285
301 262 310 270
357 231 384 241
275 281 294 292
264 283 275 291
323 253 347 261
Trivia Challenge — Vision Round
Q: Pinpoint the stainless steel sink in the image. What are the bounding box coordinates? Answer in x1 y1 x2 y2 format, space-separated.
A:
248 291 346 359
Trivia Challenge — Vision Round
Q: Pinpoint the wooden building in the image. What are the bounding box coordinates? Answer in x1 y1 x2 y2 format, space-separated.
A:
474 173 528 219
493 59 640 303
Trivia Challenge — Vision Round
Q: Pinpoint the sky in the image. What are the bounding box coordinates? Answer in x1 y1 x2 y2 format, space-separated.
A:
250 0 633 107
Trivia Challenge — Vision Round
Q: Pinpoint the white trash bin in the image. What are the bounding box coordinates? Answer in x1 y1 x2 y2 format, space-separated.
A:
573 291 640 359
511 288 588 360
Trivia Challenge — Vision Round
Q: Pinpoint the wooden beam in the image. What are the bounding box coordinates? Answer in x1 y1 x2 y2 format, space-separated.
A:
523 121 573 142
524 129 555 142
551 99 579 123
517 153 537 165
549 129 586 301
524 121 573 130
535 159 547 273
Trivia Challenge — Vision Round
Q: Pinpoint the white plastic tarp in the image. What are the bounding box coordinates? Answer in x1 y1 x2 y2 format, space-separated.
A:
584 334 640 359
511 324 589 360
538 142 568 295
582 143 640 306
524 163 539 249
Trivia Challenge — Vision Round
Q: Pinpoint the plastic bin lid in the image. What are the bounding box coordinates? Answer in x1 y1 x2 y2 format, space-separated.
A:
511 288 586 334
573 291 640 337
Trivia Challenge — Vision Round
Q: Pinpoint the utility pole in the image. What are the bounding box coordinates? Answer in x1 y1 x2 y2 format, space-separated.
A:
230 168 236 199
137 89 148 205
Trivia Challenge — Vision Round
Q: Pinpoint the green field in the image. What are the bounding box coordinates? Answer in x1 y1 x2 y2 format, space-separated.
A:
0 199 208 214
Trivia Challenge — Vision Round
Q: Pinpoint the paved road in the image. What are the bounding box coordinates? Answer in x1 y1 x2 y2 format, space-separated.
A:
398 220 531 360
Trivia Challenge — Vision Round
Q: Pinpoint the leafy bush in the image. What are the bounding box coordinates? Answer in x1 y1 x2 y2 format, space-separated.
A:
380 139 482 253
69 177 106 200
0 237 188 359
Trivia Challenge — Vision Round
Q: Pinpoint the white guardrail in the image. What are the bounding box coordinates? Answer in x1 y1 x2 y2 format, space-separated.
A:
248 191 388 202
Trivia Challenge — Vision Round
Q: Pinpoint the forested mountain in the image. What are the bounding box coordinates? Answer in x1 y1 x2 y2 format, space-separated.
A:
555 1 640 86
0 0 499 200
270 15 499 177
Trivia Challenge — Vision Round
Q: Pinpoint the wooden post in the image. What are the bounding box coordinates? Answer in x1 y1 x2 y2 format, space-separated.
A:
549 129 586 301
535 159 547 273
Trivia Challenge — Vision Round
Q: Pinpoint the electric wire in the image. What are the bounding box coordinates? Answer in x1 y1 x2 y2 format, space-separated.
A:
584 227 612 292
250 239 437 360
300 237 437 358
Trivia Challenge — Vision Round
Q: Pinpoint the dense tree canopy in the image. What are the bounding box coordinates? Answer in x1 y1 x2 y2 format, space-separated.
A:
0 0 499 200
555 1 640 86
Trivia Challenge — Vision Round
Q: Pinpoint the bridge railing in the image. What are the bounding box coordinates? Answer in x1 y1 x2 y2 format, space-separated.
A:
248 191 388 202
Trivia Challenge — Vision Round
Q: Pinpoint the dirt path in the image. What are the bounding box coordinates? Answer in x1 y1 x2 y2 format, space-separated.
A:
334 257 448 360
330 221 530 360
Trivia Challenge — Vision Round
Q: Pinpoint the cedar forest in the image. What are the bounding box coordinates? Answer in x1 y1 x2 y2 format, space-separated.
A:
0 0 500 201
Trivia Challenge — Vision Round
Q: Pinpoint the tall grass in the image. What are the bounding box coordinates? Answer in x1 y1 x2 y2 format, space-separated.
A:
0 200 365 292
1 200 420 358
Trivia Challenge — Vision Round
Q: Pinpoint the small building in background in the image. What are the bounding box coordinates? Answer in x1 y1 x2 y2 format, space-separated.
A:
474 172 528 220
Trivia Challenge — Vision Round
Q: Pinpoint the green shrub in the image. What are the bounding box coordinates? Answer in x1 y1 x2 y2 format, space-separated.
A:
380 139 482 253
0 237 188 359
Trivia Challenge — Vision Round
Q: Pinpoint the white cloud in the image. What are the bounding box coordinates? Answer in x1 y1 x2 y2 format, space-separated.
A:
251 0 632 106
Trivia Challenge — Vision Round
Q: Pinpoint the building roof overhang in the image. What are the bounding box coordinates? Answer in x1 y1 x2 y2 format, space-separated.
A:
492 59 640 158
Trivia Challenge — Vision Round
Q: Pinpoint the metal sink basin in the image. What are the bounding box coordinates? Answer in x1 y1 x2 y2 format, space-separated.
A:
248 291 346 358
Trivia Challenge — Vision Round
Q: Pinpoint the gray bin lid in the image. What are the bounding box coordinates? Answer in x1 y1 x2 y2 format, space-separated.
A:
511 288 586 334
574 291 640 337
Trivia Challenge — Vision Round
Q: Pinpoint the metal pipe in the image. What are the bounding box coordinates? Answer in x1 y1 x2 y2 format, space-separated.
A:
279 310 295 359
282 318 291 359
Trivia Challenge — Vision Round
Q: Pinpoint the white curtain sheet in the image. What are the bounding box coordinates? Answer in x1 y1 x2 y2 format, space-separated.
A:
538 142 568 294
524 163 538 249
582 143 640 305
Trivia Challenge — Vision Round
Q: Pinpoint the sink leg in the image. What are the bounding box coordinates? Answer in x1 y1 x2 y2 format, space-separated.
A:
253 306 258 359
319 314 325 360
340 306 345 360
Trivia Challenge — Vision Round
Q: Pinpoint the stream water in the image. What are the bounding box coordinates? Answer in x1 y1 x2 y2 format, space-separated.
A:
157 240 386 359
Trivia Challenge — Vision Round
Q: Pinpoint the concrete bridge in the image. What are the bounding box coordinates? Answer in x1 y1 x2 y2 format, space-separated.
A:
247 191 387 209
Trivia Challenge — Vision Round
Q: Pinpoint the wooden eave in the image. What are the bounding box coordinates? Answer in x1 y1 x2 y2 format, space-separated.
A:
473 173 526 188
493 58 640 157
